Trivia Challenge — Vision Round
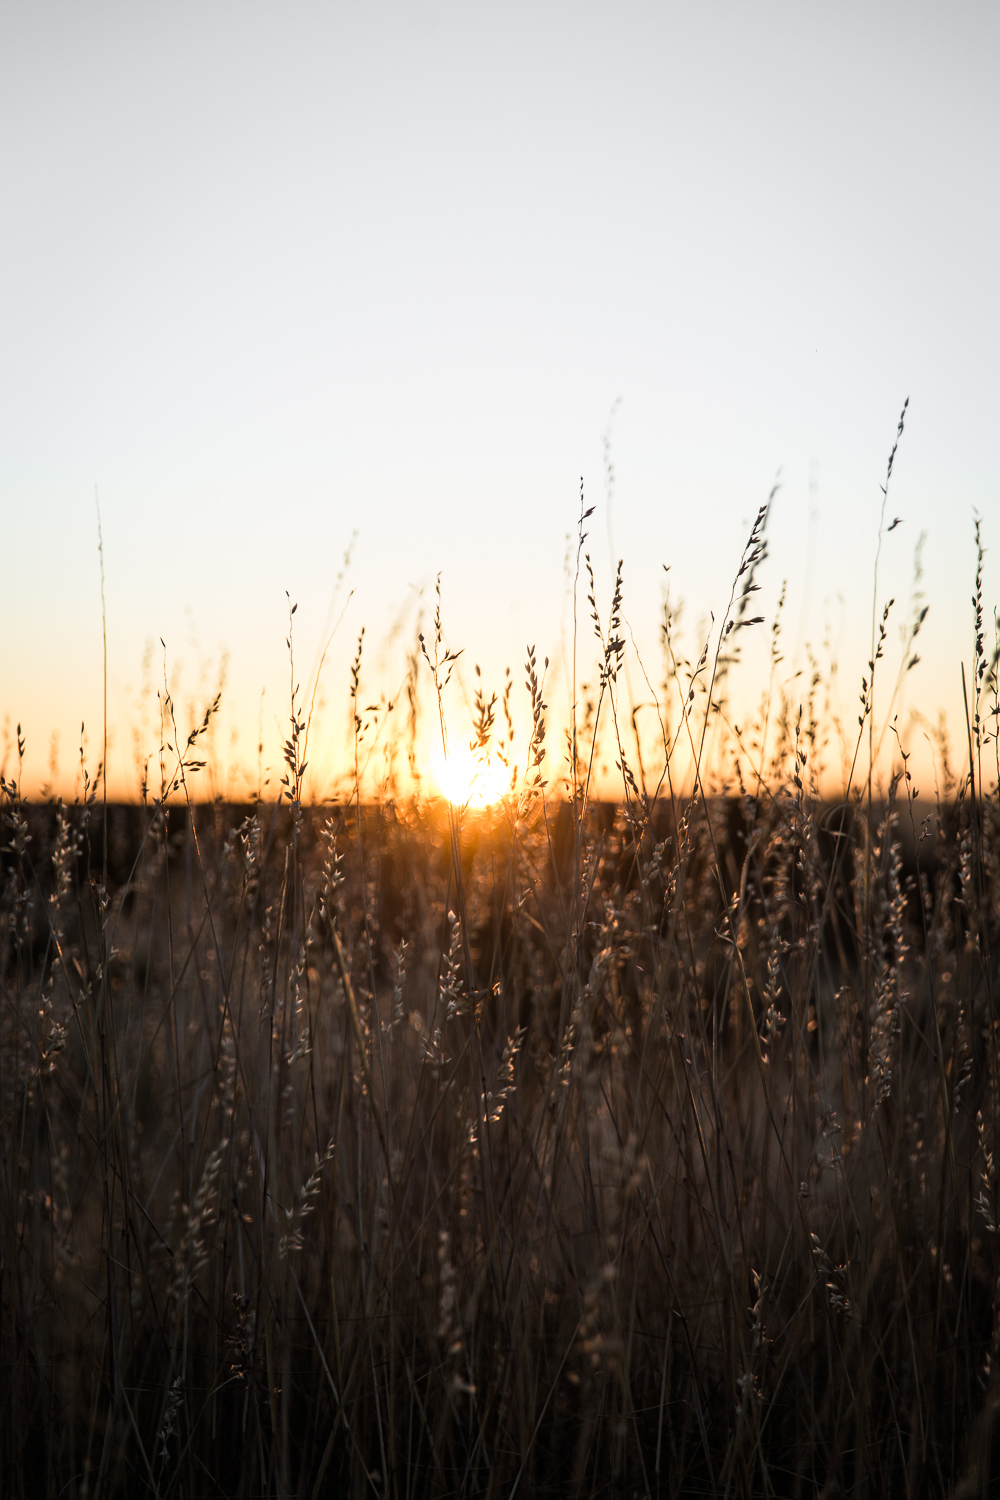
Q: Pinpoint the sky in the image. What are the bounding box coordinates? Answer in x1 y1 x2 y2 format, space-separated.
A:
2 1 998 801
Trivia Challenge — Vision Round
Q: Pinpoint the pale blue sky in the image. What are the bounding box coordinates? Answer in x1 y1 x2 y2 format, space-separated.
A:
2 1 997 796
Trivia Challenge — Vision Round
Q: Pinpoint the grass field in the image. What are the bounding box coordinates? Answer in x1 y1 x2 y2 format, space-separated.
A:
4 426 1000 1496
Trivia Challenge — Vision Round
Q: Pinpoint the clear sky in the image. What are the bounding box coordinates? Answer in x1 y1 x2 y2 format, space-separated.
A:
2 1 998 800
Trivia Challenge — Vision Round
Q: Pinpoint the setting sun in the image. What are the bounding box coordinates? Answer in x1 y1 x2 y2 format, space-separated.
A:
432 744 511 808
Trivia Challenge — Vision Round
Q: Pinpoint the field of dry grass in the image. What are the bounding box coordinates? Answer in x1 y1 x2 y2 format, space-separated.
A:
4 421 1000 1497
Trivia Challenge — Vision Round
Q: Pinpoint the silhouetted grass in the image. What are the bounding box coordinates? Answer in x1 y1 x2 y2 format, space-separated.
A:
3 410 1000 1497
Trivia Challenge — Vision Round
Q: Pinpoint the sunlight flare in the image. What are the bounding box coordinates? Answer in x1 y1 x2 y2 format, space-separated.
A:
432 744 509 808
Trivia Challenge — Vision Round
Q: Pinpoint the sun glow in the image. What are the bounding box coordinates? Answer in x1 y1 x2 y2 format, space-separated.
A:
432 745 511 808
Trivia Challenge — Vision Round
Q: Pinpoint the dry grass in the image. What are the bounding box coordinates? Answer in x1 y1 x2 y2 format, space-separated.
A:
4 417 1000 1497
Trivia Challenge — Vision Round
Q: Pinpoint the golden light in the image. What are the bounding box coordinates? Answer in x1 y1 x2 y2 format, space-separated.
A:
432 744 510 808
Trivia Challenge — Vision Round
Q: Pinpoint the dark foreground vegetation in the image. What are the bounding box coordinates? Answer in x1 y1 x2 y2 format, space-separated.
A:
4 425 1000 1497
5 757 1000 1500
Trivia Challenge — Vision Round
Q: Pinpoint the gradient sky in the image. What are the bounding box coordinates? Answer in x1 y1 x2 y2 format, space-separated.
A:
2 1 998 799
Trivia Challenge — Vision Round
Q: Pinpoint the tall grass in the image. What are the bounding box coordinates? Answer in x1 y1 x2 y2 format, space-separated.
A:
4 417 1000 1497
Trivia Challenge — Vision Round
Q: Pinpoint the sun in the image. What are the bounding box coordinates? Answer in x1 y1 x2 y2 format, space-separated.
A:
432 744 510 808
